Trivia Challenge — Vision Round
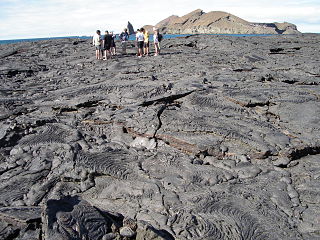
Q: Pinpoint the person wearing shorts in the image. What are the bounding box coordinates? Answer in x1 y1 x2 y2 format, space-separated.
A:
136 28 144 58
103 31 113 60
153 28 160 56
135 29 141 56
92 30 102 60
143 29 150 56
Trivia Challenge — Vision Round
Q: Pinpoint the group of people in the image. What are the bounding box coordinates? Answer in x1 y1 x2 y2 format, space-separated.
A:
92 30 116 60
134 27 161 57
92 27 162 60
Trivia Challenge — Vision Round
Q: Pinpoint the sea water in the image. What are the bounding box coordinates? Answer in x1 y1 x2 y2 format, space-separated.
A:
0 34 276 45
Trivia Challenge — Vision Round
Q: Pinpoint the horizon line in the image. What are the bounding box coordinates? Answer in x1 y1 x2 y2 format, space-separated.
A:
1 32 320 42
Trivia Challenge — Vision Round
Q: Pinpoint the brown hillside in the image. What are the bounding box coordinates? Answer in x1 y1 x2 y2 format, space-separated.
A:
146 9 300 34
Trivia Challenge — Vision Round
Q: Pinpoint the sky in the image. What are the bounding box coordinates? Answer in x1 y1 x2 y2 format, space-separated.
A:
0 0 319 40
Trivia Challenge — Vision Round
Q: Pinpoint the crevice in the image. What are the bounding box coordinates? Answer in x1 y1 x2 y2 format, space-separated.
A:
95 208 124 228
0 128 25 149
270 48 284 54
265 111 280 123
76 100 100 108
4 228 20 240
153 104 167 139
274 146 320 168
0 49 19 59
26 217 42 229
0 164 21 176
282 79 298 84
146 225 175 240
275 164 289 169
72 40 87 45
260 74 274 82
52 106 78 113
288 145 320 161
52 101 100 114
245 100 273 108
269 47 301 54
233 67 256 72
185 41 197 48
0 69 35 78
140 91 195 107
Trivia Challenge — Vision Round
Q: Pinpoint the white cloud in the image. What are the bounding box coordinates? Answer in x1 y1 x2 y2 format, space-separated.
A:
230 6 320 23
298 23 320 33
0 0 319 39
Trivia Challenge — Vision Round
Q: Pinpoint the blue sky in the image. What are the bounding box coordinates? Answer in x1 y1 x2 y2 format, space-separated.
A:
0 0 319 39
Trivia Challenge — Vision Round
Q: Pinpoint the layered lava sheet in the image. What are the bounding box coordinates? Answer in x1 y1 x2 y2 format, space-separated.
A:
0 34 319 239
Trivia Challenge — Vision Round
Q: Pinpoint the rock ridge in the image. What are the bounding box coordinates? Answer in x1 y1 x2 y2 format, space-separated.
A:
144 9 300 34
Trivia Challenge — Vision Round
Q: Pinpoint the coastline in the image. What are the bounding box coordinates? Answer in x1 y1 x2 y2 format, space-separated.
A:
2 32 319 45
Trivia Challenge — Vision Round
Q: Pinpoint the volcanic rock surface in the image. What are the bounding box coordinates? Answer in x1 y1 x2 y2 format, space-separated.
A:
145 9 300 34
0 33 319 239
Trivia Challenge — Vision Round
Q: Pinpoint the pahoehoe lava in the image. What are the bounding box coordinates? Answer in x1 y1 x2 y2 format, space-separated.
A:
0 34 319 239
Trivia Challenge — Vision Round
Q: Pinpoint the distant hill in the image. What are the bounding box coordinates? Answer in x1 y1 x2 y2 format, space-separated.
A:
143 9 300 34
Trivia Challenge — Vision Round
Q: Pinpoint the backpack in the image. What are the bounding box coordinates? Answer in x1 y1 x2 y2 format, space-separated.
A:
158 33 163 42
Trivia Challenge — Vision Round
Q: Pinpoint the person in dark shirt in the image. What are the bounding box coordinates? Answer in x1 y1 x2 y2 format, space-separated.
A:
119 28 129 55
110 31 116 55
103 30 113 60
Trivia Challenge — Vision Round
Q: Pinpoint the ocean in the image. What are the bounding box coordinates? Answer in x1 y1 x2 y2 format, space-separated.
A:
0 34 275 45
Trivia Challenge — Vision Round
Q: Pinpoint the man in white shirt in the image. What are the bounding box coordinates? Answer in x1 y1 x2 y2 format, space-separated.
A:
92 30 102 60
136 28 145 58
